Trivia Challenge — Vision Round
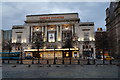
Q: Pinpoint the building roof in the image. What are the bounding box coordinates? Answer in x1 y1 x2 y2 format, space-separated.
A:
79 22 94 26
26 13 79 17
12 25 24 29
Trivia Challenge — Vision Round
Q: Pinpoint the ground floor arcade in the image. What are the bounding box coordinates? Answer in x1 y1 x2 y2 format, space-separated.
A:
24 48 80 59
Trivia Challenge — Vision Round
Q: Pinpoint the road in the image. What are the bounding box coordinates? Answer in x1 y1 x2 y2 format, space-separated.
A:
2 64 120 78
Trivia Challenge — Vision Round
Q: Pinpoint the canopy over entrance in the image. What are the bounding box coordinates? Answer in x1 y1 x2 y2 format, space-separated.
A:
24 48 79 52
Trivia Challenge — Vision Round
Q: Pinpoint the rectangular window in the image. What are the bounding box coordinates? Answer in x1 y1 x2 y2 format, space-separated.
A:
62 31 72 41
84 32 89 41
74 52 77 57
17 34 21 43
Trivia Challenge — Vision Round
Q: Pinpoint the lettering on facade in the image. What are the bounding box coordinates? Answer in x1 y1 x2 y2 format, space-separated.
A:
39 16 64 19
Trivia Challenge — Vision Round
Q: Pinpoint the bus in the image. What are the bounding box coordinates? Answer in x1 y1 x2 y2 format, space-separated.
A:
0 52 21 60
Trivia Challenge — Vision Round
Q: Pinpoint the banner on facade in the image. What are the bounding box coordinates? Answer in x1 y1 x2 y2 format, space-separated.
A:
48 33 55 42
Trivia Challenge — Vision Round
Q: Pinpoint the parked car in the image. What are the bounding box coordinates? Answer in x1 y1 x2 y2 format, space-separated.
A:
100 56 114 60
105 56 114 60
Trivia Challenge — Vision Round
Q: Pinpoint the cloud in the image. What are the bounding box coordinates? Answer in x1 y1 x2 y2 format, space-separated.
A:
0 3 2 29
2 2 109 30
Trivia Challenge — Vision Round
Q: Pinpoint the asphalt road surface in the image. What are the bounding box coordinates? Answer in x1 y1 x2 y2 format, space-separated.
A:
2 64 120 78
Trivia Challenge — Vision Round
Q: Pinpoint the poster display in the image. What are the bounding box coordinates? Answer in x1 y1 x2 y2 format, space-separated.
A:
48 33 55 42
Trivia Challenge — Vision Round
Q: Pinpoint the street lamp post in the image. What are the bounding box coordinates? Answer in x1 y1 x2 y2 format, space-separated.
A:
20 46 23 64
7 41 11 64
87 58 90 65
8 50 10 64
32 58 34 64
102 50 105 64
69 47 71 64
43 46 46 60
37 48 40 64
86 41 90 65
53 47 56 64
101 32 105 64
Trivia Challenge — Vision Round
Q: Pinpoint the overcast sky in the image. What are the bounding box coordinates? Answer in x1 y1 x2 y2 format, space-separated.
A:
1 2 110 31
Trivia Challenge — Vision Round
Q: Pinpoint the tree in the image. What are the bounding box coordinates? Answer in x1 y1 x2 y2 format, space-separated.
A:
62 31 73 60
62 31 73 48
3 40 12 63
3 40 12 52
63 37 73 48
12 42 23 64
32 32 43 63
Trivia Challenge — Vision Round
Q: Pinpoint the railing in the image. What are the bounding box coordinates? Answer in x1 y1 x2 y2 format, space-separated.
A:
1 58 120 65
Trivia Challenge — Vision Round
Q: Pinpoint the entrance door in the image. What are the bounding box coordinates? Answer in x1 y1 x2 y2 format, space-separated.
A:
33 52 40 58
74 52 77 58
62 51 72 58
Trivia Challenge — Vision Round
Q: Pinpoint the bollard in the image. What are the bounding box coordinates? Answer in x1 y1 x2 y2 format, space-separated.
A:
39 65 42 67
56 66 59 67
87 59 90 65
62 59 64 64
93 59 96 65
20 60 23 64
32 59 34 64
28 65 31 67
17 60 19 64
53 59 56 64
2 60 4 63
69 58 71 64
48 64 51 67
8 60 10 64
38 60 40 64
12 65 16 67
110 60 112 64
78 60 80 64
38 58 40 64
47 60 49 64
103 59 105 65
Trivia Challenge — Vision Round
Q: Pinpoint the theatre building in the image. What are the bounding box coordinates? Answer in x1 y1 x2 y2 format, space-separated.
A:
12 13 95 59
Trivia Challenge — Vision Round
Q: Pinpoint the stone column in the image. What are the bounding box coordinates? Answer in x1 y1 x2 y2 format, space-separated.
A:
42 26 44 33
57 25 59 41
42 26 44 40
45 26 47 42
60 25 62 41
31 26 33 42
72 24 74 36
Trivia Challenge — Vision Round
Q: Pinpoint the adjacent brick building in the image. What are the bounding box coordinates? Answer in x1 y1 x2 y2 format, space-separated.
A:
106 2 120 58
95 28 109 58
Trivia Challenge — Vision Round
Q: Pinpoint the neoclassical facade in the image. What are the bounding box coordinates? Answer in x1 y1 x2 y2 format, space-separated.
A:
12 13 95 59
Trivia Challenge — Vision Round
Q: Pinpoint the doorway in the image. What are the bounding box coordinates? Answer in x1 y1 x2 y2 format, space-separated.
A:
62 51 72 58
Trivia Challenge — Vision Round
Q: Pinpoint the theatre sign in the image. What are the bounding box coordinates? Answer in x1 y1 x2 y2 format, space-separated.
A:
39 16 64 19
26 13 79 21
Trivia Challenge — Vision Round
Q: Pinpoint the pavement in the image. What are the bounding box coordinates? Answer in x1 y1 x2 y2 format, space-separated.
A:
2 64 120 78
2 59 120 65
